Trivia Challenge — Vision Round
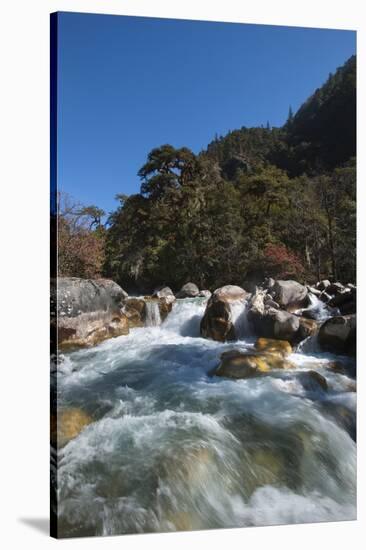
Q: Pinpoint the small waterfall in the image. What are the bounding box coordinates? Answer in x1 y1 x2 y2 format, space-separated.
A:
229 300 250 340
296 293 330 321
296 333 321 354
162 299 206 336
145 301 162 327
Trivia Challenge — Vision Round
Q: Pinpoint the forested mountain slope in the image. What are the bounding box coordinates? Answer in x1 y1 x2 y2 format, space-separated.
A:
58 56 356 292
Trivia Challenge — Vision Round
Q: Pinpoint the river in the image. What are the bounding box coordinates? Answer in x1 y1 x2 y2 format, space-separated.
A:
54 297 356 538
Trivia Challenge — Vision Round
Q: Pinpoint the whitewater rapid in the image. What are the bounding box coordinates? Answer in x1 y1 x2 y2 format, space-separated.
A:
54 298 356 538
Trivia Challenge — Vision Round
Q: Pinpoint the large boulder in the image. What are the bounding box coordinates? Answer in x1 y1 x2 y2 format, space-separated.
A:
54 277 128 317
254 338 292 356
213 349 294 379
200 285 248 342
58 311 129 349
176 282 200 298
153 286 175 304
247 291 300 343
212 285 248 302
270 280 308 310
328 287 356 315
52 277 130 349
318 314 356 355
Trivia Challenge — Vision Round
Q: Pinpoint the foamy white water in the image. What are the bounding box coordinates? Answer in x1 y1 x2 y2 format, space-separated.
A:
54 298 356 537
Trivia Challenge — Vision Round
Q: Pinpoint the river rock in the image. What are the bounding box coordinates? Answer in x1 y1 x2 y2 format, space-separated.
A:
296 317 318 342
153 286 176 304
200 285 248 342
318 314 356 356
247 290 301 343
298 370 328 392
176 282 200 298
270 280 308 310
212 285 249 302
317 279 331 291
327 282 345 295
122 298 146 327
214 349 294 379
254 338 292 356
328 288 356 314
51 408 93 447
157 298 173 321
58 311 129 349
54 277 128 317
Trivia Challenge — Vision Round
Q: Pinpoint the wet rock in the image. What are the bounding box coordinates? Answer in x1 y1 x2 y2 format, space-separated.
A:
318 314 356 356
51 408 93 447
317 279 331 291
214 349 294 379
271 280 308 310
200 285 248 342
254 337 292 356
176 282 199 298
327 282 345 295
212 285 249 302
153 286 176 304
58 312 129 349
328 288 356 315
298 370 328 392
158 298 173 321
122 298 146 327
247 290 300 343
296 317 318 342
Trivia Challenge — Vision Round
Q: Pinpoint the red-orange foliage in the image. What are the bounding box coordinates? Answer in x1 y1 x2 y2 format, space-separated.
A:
263 243 305 280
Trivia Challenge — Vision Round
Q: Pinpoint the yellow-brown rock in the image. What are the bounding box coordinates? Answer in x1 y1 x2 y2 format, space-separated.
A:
214 349 294 379
255 338 292 356
51 408 93 447
58 312 129 350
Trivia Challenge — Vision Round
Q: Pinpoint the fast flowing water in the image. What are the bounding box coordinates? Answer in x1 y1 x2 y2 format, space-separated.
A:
54 298 356 538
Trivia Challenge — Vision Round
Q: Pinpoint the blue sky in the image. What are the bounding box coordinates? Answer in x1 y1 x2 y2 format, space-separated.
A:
56 12 356 215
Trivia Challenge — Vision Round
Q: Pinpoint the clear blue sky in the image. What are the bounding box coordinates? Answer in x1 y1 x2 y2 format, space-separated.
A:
56 12 356 215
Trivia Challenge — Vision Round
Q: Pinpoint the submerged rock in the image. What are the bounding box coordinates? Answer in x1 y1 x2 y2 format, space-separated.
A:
298 370 328 392
214 349 294 379
176 282 199 298
51 408 93 447
318 314 356 356
200 285 248 341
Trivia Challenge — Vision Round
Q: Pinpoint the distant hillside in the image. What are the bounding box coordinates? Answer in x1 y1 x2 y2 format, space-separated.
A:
204 55 356 176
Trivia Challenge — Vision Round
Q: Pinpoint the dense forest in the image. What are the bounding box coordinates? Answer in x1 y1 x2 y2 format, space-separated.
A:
58 55 356 292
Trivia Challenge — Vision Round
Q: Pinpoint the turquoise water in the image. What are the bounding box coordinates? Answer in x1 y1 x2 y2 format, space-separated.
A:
54 299 356 538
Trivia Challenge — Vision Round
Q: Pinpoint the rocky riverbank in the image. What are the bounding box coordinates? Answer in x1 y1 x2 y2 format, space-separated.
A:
51 277 356 361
